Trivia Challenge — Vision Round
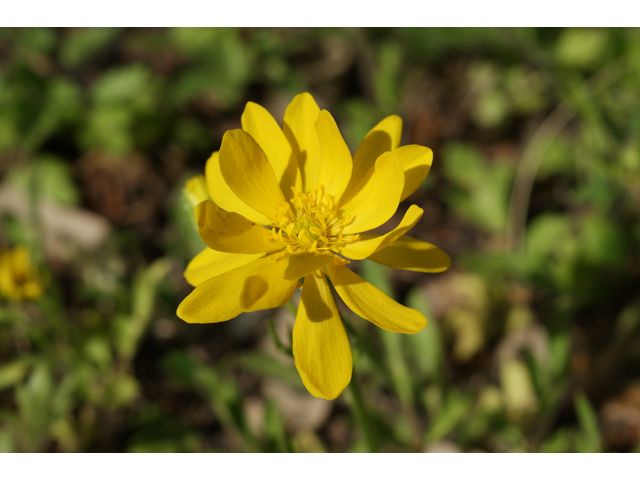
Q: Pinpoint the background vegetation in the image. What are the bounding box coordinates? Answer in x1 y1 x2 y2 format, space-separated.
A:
1 27 640 452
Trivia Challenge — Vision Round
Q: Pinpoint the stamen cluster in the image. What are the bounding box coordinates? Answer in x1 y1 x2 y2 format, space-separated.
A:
271 185 359 254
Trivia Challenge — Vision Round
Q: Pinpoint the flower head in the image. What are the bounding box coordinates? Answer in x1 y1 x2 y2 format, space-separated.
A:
178 93 450 399
0 246 47 301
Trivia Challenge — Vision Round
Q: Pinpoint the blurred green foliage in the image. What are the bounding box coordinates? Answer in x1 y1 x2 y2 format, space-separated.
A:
2 27 640 452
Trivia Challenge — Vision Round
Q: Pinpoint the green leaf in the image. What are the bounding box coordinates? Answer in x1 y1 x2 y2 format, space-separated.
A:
83 336 113 371
170 28 252 107
525 214 577 290
92 65 153 107
164 352 257 451
105 374 140 407
51 374 78 420
0 360 29 391
373 41 402 113
474 89 510 129
540 428 573 453
341 99 380 152
170 28 225 56
263 399 290 452
15 364 54 450
82 106 132 153
0 111 20 151
126 407 202 453
234 352 303 389
0 430 15 453
549 332 572 380
442 143 485 189
60 27 122 68
578 215 625 268
5 155 80 206
500 358 537 418
574 392 602 453
425 390 472 443
537 135 575 178
504 66 550 115
23 78 83 151
360 260 414 409
555 28 610 69
442 143 514 233
21 28 56 53
113 258 172 361
406 288 443 381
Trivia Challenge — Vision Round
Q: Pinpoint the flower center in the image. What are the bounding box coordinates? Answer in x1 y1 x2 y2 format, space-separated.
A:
271 185 359 254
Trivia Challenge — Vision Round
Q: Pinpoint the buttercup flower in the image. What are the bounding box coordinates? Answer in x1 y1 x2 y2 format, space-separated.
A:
0 245 47 301
178 93 450 400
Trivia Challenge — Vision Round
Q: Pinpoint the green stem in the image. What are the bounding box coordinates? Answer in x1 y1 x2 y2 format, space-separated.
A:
340 312 380 452
267 320 293 358
347 372 379 453
284 299 297 317
341 314 388 376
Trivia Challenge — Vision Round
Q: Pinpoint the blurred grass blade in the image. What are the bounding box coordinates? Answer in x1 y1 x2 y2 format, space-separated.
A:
114 258 172 361
425 391 472 443
406 287 443 382
264 399 290 453
164 352 258 452
233 352 302 389
573 392 602 453
361 260 414 409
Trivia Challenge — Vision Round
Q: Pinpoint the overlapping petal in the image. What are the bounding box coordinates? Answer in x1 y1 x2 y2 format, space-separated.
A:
293 273 352 400
335 205 423 260
315 109 352 202
178 255 298 324
241 102 299 199
395 145 433 201
368 236 451 272
205 151 271 226
283 252 335 281
184 175 209 208
282 93 321 193
184 248 264 287
341 115 402 204
340 151 405 235
219 130 287 224
327 262 427 334
195 200 284 254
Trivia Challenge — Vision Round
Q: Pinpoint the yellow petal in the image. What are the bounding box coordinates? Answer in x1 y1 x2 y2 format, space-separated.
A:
340 151 405 235
283 252 334 281
241 102 299 199
177 255 297 324
195 200 284 254
327 263 427 334
283 93 321 193
184 175 209 208
341 115 402 204
184 248 264 287
352 114 402 181
294 273 352 400
395 145 433 201
205 151 271 226
368 236 451 273
219 130 287 223
315 109 352 202
335 205 423 260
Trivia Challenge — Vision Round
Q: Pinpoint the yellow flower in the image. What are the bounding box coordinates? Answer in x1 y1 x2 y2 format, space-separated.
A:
178 93 451 400
0 245 47 301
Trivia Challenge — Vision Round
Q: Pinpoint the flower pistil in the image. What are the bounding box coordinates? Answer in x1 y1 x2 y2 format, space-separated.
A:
271 185 359 255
